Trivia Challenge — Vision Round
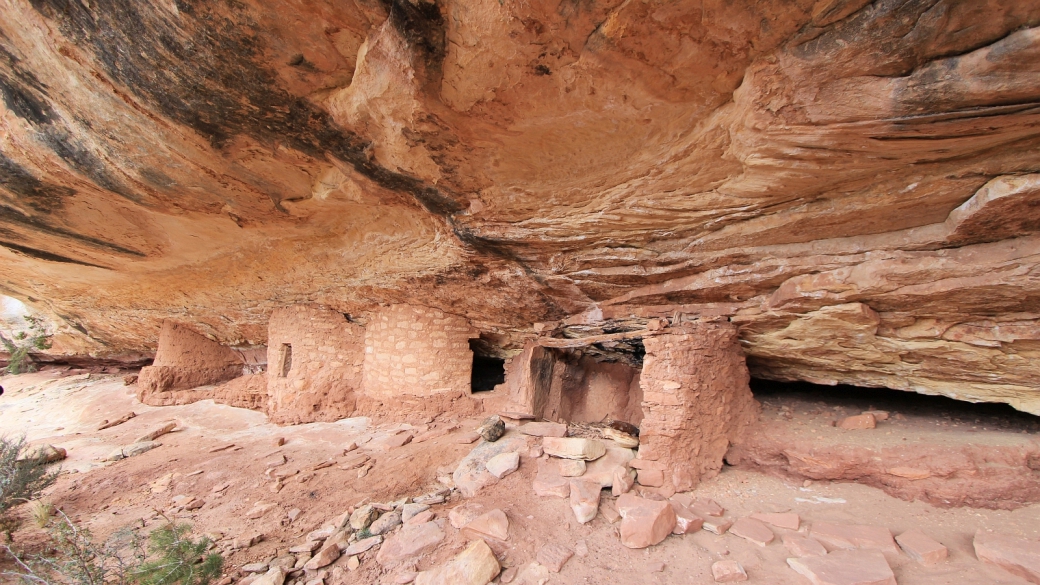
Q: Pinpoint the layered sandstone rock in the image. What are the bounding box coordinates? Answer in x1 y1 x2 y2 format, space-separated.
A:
1 0 1039 413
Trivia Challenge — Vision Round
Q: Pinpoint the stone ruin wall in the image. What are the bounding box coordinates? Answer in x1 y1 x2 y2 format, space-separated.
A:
137 321 248 406
357 304 481 416
266 305 365 425
635 321 760 493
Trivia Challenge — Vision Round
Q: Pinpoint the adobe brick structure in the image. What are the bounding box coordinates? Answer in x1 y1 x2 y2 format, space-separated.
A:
266 305 365 425
635 321 759 492
137 321 246 406
357 304 481 416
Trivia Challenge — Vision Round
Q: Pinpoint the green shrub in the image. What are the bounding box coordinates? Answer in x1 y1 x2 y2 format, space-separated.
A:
1 513 222 585
0 436 60 540
1 315 53 375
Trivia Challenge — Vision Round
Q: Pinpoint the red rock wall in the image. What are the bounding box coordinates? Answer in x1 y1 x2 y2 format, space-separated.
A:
636 321 759 492
137 321 244 404
266 305 364 424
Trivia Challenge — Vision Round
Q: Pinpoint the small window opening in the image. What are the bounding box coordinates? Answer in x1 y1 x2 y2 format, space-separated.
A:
470 339 505 392
278 343 293 377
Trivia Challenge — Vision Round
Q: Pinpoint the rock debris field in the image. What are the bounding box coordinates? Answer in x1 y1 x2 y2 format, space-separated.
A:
1 371 1040 585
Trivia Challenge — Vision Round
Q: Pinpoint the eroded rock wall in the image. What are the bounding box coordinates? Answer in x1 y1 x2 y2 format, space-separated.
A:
137 321 244 405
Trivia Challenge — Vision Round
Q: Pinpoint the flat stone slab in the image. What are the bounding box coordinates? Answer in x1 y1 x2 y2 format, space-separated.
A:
783 533 828 557
811 522 898 554
377 522 446 566
751 512 800 531
712 560 748 582
896 528 947 566
974 530 1040 583
519 422 567 437
729 517 775 547
542 437 606 460
787 549 896 585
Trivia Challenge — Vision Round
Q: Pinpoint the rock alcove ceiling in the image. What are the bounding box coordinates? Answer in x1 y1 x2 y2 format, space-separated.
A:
1 0 1040 412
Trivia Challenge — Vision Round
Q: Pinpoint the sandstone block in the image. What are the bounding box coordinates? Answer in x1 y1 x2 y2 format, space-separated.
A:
542 437 606 461
838 414 876 430
612 467 635 496
783 533 828 557
455 432 481 444
519 422 567 437
477 416 505 442
711 560 748 582
303 544 340 570
730 517 775 546
636 468 664 487
896 528 947 565
343 535 382 556
454 435 531 498
617 493 676 549
251 567 287 585
670 501 704 535
533 460 570 498
402 503 430 523
350 505 379 531
569 479 601 524
690 497 724 517
369 510 403 535
558 459 586 477
462 509 509 541
701 516 734 535
974 530 1040 583
414 539 500 585
486 452 520 479
536 543 574 573
787 549 896 585
750 512 799 531
600 501 621 524
377 522 446 566
583 447 636 487
811 522 897 554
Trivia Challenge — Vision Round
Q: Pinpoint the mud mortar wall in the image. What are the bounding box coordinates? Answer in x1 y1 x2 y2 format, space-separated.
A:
637 322 759 492
137 321 244 404
361 304 477 399
266 305 364 424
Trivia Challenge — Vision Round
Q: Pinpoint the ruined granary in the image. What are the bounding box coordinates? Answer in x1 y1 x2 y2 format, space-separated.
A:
3 1 1040 583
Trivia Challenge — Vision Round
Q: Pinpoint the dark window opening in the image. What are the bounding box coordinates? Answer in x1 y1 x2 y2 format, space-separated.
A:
470 339 505 392
279 343 292 377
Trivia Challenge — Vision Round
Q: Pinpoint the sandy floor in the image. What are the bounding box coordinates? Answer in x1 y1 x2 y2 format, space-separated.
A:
1 371 1039 584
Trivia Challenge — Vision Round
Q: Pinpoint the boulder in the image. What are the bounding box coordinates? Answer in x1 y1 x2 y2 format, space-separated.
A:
477 416 505 442
616 494 676 549
414 539 500 585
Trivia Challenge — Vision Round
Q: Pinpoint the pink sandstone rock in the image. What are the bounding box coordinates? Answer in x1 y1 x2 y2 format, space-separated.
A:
377 522 446 566
711 560 748 582
519 422 567 437
896 528 947 566
533 460 570 498
838 414 876 430
569 479 601 524
690 497 724 517
583 447 637 487
617 493 677 549
787 549 896 585
811 522 898 553
612 467 635 496
636 468 665 487
461 509 509 542
750 512 800 531
783 533 828 557
670 501 704 535
701 516 734 535
414 539 500 585
729 517 775 547
536 543 574 573
974 530 1040 583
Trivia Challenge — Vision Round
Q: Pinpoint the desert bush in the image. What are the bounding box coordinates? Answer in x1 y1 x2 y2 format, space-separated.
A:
1 315 53 375
1 512 222 585
0 437 60 540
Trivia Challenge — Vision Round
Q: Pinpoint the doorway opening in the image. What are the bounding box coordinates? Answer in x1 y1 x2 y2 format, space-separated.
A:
470 339 505 392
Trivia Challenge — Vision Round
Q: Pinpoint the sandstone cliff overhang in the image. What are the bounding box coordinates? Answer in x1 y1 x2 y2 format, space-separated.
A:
1 0 1039 412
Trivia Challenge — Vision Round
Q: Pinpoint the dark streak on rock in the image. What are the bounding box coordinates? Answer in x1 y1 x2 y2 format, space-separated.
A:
0 152 75 213
0 204 145 258
0 240 110 268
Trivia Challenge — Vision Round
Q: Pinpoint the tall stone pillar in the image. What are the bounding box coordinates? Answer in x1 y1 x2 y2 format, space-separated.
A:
636 321 759 492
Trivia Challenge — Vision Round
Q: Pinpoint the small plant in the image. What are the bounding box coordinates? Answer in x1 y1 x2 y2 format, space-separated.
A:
1 315 53 375
1 512 222 585
0 436 60 540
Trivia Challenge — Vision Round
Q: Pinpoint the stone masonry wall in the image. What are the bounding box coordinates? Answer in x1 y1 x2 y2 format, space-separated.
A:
266 305 365 425
636 321 759 492
358 304 479 414
137 321 245 405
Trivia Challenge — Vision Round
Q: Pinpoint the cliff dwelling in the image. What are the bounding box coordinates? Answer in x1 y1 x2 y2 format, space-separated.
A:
2 0 1040 584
